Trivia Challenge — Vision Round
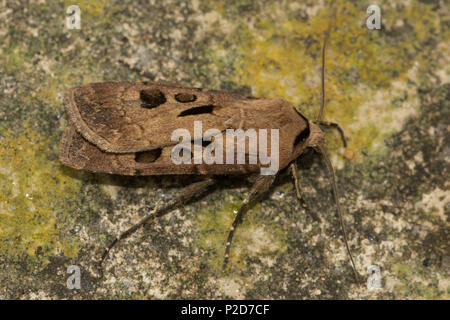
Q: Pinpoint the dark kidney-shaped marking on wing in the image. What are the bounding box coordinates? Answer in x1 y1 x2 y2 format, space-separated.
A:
140 89 167 109
178 105 215 117
175 93 197 103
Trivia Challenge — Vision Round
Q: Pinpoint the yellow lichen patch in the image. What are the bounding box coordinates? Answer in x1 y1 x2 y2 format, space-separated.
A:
210 0 444 158
391 263 445 299
195 200 287 272
0 127 84 266
0 46 31 76
63 0 110 19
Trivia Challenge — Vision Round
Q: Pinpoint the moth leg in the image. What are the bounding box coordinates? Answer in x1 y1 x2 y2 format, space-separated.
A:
316 121 347 148
100 178 216 268
289 162 308 209
222 175 276 272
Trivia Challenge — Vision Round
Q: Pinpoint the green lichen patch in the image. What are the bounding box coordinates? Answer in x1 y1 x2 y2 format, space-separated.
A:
391 262 445 299
194 197 288 274
0 127 85 269
63 0 110 19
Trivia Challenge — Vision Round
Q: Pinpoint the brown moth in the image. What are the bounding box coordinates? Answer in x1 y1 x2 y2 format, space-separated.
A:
60 82 306 176
59 38 359 280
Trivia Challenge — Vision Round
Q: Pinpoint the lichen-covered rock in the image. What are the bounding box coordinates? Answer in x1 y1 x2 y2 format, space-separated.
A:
0 0 448 299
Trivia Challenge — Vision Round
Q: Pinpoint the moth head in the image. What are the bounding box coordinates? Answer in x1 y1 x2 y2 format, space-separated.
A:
291 109 325 159
305 121 325 149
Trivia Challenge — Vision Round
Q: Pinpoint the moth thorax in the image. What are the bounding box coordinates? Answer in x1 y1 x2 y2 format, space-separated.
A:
307 121 326 148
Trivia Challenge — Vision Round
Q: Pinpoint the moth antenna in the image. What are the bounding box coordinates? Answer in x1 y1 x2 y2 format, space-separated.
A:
316 144 359 282
316 1 336 122
316 35 327 122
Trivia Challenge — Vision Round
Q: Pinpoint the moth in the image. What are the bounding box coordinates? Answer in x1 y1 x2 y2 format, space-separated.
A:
59 37 359 280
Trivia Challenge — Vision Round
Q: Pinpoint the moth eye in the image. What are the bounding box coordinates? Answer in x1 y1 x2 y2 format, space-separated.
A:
294 127 310 146
178 105 215 117
135 148 162 163
140 88 166 109
175 93 197 103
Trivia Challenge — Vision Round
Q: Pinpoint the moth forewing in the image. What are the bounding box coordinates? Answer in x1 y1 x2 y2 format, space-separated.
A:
61 83 309 176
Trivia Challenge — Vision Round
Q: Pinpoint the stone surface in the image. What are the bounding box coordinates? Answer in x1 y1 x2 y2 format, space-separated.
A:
0 0 448 299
